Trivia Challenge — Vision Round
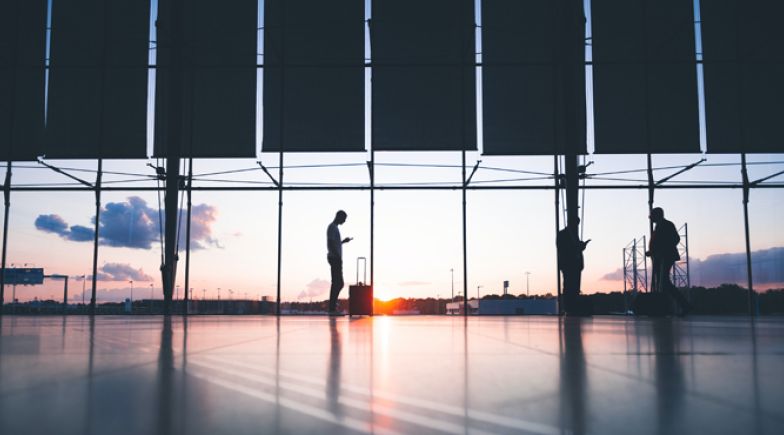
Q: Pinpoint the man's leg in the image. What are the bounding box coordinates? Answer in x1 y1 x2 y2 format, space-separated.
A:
562 269 577 314
661 260 691 313
329 258 344 312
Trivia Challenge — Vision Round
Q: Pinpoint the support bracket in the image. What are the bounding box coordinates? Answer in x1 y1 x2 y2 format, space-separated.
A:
655 158 706 186
464 160 482 187
37 158 94 188
257 161 280 187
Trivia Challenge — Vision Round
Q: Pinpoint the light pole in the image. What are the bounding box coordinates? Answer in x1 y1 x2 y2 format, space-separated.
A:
450 268 454 302
129 280 134 313
81 274 87 305
229 289 233 300
176 285 180 301
476 285 482 315
218 287 221 300
525 272 531 297
202 288 206 300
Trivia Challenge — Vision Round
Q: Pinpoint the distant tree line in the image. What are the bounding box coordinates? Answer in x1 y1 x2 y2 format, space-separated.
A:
4 284 783 315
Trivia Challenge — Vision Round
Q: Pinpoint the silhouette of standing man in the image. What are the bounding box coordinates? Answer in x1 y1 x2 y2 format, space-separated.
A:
327 210 352 315
557 218 590 315
647 207 692 315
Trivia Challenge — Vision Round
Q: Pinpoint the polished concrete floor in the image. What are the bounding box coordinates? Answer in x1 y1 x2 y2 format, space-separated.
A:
0 315 782 435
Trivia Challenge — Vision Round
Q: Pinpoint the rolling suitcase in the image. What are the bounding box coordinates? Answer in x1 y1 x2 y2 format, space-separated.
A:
633 292 669 316
349 257 373 316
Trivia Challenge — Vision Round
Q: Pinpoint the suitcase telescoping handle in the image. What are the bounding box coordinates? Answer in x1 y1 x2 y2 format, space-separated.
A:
356 257 367 285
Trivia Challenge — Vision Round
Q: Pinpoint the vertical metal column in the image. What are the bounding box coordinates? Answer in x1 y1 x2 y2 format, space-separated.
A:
62 276 68 314
462 149 468 317
183 158 193 315
684 223 691 289
0 162 12 313
275 0 287 317
369 151 375 309
741 153 755 316
646 154 655 236
160 0 185 315
632 238 638 293
89 160 102 314
623 248 628 312
645 154 656 294
554 156 562 314
276 152 283 316
163 158 180 315
558 0 585 307
460 0 471 317
89 0 111 315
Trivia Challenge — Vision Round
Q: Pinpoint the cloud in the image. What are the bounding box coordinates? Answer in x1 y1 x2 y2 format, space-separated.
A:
297 278 330 300
601 268 625 281
35 214 92 242
34 196 219 251
73 263 154 282
690 247 784 288
97 263 154 282
601 247 784 288
398 281 431 287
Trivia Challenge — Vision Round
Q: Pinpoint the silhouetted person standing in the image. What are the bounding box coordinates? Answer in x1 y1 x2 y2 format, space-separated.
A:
557 218 589 315
647 207 692 315
327 210 352 315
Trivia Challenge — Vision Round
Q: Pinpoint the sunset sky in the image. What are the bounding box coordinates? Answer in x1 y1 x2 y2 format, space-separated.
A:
3 0 783 303
6 151 783 304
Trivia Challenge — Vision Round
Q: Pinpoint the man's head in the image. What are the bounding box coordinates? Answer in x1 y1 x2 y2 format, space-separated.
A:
650 207 664 224
335 210 347 225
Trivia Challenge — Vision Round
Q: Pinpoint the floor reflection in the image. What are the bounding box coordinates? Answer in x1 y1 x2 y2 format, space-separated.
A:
156 316 174 435
652 320 685 435
560 317 588 435
0 316 782 435
326 317 343 418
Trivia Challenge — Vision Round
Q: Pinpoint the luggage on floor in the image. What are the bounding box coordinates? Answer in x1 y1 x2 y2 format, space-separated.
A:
349 257 373 316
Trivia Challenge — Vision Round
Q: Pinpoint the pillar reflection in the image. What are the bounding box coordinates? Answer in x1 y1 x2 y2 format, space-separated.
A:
560 317 588 435
652 320 685 435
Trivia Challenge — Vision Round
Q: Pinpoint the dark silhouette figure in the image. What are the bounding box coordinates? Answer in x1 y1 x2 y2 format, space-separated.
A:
647 208 692 315
327 210 352 315
557 218 590 314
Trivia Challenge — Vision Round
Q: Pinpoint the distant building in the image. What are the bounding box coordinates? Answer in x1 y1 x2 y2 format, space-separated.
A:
447 299 557 315
478 299 557 315
392 309 421 315
446 300 479 315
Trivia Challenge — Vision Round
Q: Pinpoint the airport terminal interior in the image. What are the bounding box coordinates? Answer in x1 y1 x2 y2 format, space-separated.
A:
2 0 783 434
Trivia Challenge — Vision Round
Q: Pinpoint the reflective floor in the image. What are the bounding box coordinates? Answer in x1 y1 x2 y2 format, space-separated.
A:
0 315 782 435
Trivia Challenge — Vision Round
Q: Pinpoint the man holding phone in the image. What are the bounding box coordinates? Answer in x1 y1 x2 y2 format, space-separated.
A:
327 210 352 315
557 217 590 314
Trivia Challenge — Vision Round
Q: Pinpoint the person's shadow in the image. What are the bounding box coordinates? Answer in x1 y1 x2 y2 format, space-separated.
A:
326 318 343 418
560 317 588 435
